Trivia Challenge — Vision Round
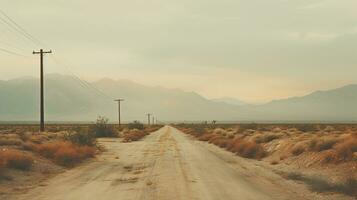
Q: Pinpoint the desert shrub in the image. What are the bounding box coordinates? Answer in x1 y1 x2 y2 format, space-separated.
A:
227 138 266 159
0 150 33 170
0 138 23 146
29 134 49 144
308 137 339 152
238 123 259 133
192 125 206 136
291 144 306 156
36 141 95 166
64 128 96 146
22 142 37 151
123 130 147 142
321 151 339 163
255 133 282 143
295 124 317 132
90 116 117 137
128 121 144 130
210 136 230 148
334 139 357 161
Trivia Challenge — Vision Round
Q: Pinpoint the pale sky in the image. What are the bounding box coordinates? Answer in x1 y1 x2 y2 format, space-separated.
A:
1 0 357 103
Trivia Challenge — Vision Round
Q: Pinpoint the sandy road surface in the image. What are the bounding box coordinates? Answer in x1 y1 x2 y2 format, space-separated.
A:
11 126 346 200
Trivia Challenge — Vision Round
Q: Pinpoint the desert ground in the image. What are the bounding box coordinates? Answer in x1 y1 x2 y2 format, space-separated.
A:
1 125 355 200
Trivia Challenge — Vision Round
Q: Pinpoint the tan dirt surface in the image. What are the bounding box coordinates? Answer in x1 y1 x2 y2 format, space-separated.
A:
8 126 353 200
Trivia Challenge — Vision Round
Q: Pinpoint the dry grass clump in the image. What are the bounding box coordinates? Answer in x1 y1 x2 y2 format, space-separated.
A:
0 149 33 170
308 137 339 152
254 133 283 143
35 141 95 167
227 138 266 159
123 130 148 142
291 143 306 156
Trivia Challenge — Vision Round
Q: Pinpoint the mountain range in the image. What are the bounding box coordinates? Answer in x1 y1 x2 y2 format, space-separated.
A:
0 74 356 123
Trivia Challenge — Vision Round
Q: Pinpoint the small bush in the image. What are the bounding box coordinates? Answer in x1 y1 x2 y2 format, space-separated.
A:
227 138 266 159
123 130 147 142
334 139 357 162
308 138 339 152
295 124 317 132
255 133 282 143
0 150 33 170
64 128 96 146
291 144 305 156
128 121 144 130
238 123 259 133
90 116 117 137
36 141 95 167
0 138 23 146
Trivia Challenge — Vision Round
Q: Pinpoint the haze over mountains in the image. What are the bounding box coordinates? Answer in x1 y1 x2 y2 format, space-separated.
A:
0 74 356 122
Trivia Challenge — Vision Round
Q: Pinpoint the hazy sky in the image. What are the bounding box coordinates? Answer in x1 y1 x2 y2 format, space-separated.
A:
1 0 357 103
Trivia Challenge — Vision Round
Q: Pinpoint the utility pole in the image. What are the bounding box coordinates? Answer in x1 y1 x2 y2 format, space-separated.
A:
146 113 151 125
33 49 52 132
152 116 155 125
114 99 124 128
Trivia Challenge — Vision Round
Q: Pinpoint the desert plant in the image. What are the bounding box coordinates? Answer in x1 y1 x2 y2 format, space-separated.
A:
36 141 95 167
64 128 96 146
295 124 317 132
128 121 144 130
227 138 266 159
0 150 33 170
90 116 117 137
291 144 306 156
122 130 147 142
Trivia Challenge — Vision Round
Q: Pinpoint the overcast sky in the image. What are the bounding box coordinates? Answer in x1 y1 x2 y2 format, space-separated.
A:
1 0 357 103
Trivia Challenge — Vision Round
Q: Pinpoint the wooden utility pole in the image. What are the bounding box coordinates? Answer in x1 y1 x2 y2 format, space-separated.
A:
33 49 52 132
146 113 151 125
115 99 124 127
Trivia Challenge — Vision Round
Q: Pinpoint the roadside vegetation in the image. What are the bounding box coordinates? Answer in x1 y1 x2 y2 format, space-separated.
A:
175 123 357 197
121 121 162 142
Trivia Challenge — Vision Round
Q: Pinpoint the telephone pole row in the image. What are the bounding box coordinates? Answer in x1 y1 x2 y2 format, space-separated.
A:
33 49 52 132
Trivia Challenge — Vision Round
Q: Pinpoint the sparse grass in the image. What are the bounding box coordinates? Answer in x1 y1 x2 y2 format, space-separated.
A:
0 149 33 170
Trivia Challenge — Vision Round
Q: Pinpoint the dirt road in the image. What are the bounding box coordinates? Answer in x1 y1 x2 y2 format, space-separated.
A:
12 126 345 200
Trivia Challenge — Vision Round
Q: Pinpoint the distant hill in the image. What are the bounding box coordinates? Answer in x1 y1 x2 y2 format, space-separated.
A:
0 74 356 122
211 97 247 106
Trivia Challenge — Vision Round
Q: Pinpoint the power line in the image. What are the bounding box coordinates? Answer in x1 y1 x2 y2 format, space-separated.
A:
0 47 29 57
0 9 42 48
49 55 115 100
0 9 114 102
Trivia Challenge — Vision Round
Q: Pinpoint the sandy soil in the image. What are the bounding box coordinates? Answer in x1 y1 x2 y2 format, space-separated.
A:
7 126 353 200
